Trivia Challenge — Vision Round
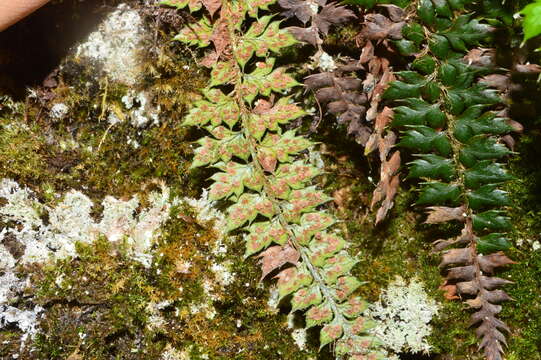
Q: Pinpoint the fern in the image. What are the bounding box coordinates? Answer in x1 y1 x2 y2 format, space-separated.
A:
383 1 520 359
163 0 385 357
279 0 356 47
279 1 405 224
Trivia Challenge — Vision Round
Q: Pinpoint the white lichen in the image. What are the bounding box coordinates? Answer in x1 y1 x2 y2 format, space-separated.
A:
0 242 16 270
119 90 161 128
183 189 226 236
0 179 175 267
0 179 238 350
291 329 307 351
183 189 229 257
161 344 188 360
0 272 24 304
309 148 325 170
266 286 280 312
0 305 43 347
146 301 168 331
0 179 43 229
107 112 123 125
75 4 148 85
317 51 337 72
189 302 217 320
286 312 308 351
516 237 540 251
50 103 69 120
75 4 162 129
367 276 439 355
210 261 235 286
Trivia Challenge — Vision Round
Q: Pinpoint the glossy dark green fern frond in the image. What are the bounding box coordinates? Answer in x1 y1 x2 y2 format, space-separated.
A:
384 1 519 359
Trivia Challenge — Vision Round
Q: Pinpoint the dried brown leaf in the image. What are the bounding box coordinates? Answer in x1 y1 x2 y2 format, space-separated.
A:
327 100 349 114
483 289 512 303
359 41 374 64
372 67 392 99
463 48 496 67
433 224 474 252
360 14 404 41
210 19 231 60
440 283 459 300
439 248 474 268
258 244 300 280
379 4 405 22
375 106 393 133
287 26 320 46
370 183 385 209
425 205 466 224
374 174 399 224
480 276 513 290
279 0 324 23
336 61 364 73
515 63 541 73
202 0 222 16
477 252 516 274
315 2 356 35
199 50 219 68
446 265 476 281
384 151 401 179
506 119 523 133
335 77 363 91
378 131 396 162
456 280 480 296
305 72 334 90
315 87 342 104
501 134 515 151
466 295 488 309
480 74 510 91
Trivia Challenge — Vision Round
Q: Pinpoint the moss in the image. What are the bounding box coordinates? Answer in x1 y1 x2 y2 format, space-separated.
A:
312 129 492 359
496 132 541 360
2 3 541 359
11 201 320 360
0 10 315 357
0 115 51 187
0 56 207 207
503 250 541 360
323 23 359 55
0 330 24 359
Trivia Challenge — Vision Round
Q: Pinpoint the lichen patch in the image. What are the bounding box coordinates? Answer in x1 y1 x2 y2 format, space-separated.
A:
367 276 439 355
75 4 148 86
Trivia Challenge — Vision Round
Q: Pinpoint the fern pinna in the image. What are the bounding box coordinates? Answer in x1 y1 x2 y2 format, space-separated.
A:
161 0 385 358
278 1 404 224
383 1 519 360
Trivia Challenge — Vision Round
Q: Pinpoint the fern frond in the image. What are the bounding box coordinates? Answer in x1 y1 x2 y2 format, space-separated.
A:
384 1 520 359
163 0 386 357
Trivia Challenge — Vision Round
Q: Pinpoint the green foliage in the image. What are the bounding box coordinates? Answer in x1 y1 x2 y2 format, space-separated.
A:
416 182 461 205
398 125 452 156
174 17 213 47
165 0 384 357
520 0 541 41
384 1 517 359
407 154 456 181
